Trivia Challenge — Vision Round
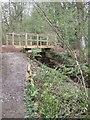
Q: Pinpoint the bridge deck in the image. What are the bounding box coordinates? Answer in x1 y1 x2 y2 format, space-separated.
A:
14 45 55 49
5 32 57 49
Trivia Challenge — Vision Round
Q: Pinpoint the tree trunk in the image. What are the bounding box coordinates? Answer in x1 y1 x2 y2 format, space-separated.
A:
76 2 85 62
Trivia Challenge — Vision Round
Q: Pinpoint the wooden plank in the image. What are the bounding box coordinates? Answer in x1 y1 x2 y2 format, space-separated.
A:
6 33 55 37
25 33 28 46
30 36 32 46
14 45 54 49
47 36 49 46
26 40 47 42
30 41 32 46
12 32 14 45
6 35 8 45
5 32 57 49
19 35 21 46
55 36 57 45
37 34 39 46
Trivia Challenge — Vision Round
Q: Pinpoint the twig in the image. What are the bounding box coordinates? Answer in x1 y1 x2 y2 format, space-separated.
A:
74 52 88 98
33 1 76 60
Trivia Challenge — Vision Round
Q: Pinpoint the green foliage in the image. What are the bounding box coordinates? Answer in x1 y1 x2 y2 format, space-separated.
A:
2 2 88 49
25 64 88 118
32 48 41 53
24 84 38 118
46 50 89 85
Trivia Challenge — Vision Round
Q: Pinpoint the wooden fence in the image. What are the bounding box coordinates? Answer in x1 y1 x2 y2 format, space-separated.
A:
5 32 57 48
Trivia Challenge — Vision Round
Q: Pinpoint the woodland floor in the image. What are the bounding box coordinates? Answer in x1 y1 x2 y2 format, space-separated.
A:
0 52 28 118
0 46 89 118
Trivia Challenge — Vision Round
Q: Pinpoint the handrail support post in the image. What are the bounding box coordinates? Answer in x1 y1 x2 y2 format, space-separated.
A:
25 33 28 46
12 32 14 45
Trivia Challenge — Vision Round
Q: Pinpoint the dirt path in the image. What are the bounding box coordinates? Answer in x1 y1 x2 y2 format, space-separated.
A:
1 52 28 118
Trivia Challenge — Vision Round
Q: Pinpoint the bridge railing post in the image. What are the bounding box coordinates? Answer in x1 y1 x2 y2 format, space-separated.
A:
30 36 32 46
54 35 57 46
37 34 39 46
25 33 28 46
12 32 14 45
47 36 49 46
6 35 8 45
19 35 21 46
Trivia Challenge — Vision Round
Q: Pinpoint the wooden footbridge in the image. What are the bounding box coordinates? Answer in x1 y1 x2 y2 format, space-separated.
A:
5 32 58 49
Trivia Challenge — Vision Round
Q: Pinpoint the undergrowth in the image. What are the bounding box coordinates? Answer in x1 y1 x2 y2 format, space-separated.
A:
24 63 89 119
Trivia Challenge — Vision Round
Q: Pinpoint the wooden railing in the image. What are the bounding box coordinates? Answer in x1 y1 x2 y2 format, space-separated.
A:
5 32 57 48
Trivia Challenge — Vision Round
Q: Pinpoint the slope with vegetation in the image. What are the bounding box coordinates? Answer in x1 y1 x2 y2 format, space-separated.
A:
1 1 90 119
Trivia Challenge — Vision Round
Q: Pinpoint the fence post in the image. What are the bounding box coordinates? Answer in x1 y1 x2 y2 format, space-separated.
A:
37 34 39 46
55 35 57 46
30 36 32 46
25 33 27 46
47 36 49 46
12 32 15 45
19 35 21 46
6 35 8 45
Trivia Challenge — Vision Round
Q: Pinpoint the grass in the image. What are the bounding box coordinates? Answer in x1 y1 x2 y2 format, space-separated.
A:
32 48 41 53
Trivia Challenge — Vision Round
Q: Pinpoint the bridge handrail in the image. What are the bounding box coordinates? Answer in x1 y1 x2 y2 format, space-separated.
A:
6 32 56 37
5 32 57 48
